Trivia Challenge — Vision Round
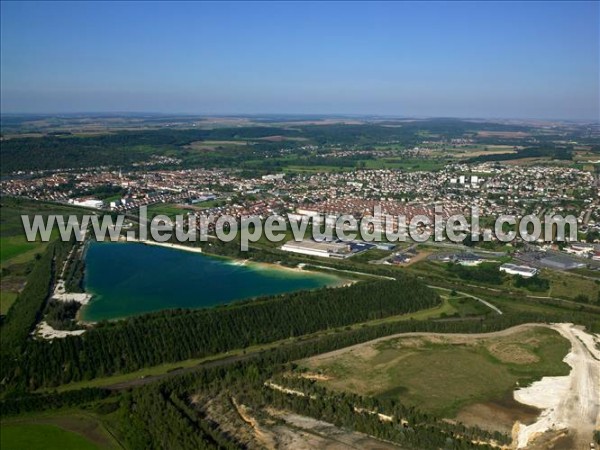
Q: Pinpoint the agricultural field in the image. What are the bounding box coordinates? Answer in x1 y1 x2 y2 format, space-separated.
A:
0 198 84 263
184 140 249 152
0 410 121 450
363 158 446 171
443 144 518 158
282 165 350 173
145 202 190 218
298 326 570 432
0 424 100 450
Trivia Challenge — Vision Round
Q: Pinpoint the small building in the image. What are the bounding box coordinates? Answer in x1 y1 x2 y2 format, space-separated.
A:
564 243 594 257
375 242 396 251
453 253 484 266
391 254 411 265
500 263 538 278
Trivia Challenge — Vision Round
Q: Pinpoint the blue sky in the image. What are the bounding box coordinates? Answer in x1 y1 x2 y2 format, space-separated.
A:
1 1 598 119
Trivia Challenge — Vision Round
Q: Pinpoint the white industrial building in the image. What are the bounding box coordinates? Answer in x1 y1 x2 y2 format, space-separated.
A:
69 198 104 209
262 173 285 181
281 239 353 259
500 263 538 278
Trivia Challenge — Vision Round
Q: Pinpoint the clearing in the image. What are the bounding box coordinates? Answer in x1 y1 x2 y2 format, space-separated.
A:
298 324 572 434
0 410 121 450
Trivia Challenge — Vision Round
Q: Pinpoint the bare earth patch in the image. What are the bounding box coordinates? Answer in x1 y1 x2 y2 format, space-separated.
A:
487 342 539 364
455 395 540 434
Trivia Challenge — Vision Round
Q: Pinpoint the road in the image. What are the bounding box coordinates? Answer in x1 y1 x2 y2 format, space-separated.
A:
427 284 503 315
105 352 257 390
305 264 396 280
306 323 549 363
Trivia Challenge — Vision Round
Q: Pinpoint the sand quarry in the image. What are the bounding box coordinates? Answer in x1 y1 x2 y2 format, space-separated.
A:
300 322 599 449
513 323 600 449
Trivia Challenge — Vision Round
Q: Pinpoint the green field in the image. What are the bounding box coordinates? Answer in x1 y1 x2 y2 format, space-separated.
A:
348 248 392 263
145 201 225 218
363 158 446 171
0 235 44 263
0 409 122 450
1 424 100 450
0 198 85 315
543 269 600 301
299 326 570 422
145 202 188 218
0 292 19 316
283 165 350 173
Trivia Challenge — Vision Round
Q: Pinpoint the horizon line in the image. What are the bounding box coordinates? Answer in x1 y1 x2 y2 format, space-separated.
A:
1 112 598 124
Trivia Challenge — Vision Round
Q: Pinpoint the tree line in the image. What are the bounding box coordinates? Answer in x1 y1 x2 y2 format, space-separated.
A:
2 274 440 389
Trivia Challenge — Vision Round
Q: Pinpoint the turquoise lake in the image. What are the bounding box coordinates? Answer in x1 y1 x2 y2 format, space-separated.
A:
81 242 340 321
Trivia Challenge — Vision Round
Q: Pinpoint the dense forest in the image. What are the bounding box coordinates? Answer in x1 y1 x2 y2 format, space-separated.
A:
2 268 440 388
0 242 57 349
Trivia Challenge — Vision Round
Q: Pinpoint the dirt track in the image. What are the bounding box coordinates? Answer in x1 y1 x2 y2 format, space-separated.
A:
305 323 546 362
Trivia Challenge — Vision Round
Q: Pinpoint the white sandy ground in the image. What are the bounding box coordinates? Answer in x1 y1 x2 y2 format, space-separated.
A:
52 280 92 305
34 321 86 339
31 280 92 340
124 237 204 253
514 323 600 449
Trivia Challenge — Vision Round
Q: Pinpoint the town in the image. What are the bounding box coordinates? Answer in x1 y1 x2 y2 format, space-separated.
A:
3 154 599 268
